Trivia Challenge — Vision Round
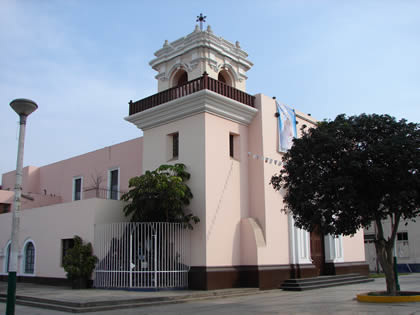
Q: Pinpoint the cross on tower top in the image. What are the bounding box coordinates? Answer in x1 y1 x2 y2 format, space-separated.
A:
196 13 207 31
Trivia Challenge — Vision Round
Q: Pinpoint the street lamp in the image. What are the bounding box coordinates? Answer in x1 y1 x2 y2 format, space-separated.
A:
6 98 38 315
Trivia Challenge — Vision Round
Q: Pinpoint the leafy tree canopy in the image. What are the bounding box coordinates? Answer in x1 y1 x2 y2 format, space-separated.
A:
271 114 419 235
270 114 419 294
121 163 199 229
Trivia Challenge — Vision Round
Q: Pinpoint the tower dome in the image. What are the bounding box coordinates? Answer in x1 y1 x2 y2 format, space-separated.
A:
150 25 253 92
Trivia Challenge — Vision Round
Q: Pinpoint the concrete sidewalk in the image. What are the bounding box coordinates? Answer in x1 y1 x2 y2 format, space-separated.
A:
1 274 420 314
0 282 265 313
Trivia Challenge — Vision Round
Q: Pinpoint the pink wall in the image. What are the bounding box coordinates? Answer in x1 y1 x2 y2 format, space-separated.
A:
343 230 366 262
0 190 14 205
1 166 40 194
142 114 207 266
204 113 249 266
0 198 127 278
245 94 294 265
247 95 267 236
1 137 143 206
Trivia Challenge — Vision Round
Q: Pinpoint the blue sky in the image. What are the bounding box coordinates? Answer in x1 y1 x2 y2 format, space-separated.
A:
1 0 419 181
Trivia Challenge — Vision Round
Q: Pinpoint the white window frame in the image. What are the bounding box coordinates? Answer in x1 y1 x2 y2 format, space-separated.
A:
107 167 120 200
397 231 409 258
20 239 36 276
288 215 312 264
1 241 11 275
166 132 179 161
72 176 83 201
324 234 344 263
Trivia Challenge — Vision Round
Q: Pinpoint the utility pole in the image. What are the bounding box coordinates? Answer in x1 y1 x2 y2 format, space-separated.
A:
6 98 38 315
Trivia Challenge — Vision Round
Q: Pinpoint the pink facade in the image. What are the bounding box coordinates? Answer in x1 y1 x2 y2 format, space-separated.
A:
126 26 368 290
1 137 143 210
0 26 368 290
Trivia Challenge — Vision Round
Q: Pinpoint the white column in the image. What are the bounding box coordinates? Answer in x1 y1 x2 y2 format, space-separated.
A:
324 234 344 263
288 215 312 264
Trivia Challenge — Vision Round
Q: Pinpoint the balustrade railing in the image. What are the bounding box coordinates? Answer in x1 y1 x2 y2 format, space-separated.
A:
129 73 255 115
83 187 126 201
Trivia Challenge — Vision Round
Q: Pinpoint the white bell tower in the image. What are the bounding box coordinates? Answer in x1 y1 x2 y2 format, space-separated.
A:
126 19 258 290
149 24 253 92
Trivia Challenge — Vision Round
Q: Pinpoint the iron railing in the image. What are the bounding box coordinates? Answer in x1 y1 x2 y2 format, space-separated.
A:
94 222 190 289
83 187 127 201
129 73 255 115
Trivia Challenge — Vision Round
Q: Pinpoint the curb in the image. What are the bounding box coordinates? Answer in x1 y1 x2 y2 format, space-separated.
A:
0 288 267 313
357 292 420 303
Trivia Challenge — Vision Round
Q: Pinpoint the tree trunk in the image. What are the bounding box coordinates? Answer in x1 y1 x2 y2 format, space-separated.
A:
375 239 397 295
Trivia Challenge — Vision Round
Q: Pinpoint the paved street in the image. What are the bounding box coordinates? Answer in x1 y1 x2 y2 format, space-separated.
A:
1 274 420 314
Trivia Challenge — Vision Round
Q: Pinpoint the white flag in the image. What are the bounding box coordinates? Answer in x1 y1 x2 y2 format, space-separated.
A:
276 101 297 152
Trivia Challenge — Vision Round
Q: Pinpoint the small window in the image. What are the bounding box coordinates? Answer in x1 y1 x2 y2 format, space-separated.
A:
24 242 35 274
364 234 376 241
4 242 11 273
0 203 11 214
397 232 409 258
172 133 179 159
61 238 75 266
73 177 82 201
229 133 240 160
229 134 234 157
167 132 180 161
397 232 408 241
109 169 119 200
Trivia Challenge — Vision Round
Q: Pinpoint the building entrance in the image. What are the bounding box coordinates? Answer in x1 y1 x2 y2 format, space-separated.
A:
310 226 325 276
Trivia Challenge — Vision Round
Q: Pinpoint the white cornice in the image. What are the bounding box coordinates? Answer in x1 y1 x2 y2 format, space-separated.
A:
150 29 253 72
295 110 318 125
125 90 258 131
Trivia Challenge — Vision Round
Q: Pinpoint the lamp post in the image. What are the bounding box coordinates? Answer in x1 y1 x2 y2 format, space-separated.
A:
6 98 38 315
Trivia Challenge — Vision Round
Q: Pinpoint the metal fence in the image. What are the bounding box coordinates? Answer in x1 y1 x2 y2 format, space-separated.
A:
93 222 190 289
83 187 127 200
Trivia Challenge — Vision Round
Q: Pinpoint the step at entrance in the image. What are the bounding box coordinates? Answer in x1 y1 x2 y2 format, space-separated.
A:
281 273 373 291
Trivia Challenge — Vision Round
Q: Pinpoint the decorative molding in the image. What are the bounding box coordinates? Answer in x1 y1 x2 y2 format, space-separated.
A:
125 89 258 131
208 63 219 73
238 73 247 82
167 62 192 78
189 60 200 70
219 63 239 82
295 111 318 125
150 28 253 75
155 72 169 82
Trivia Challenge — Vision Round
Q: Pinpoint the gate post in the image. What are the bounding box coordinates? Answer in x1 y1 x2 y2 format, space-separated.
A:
153 232 157 288
129 233 133 288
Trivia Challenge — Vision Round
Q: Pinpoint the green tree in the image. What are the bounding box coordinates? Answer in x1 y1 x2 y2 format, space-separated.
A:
121 163 199 229
63 236 98 282
270 114 419 295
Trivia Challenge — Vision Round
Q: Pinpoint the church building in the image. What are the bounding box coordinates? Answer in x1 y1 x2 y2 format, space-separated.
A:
0 24 368 290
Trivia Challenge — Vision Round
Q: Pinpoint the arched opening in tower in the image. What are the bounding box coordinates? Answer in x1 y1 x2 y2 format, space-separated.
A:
172 69 188 87
218 70 233 87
